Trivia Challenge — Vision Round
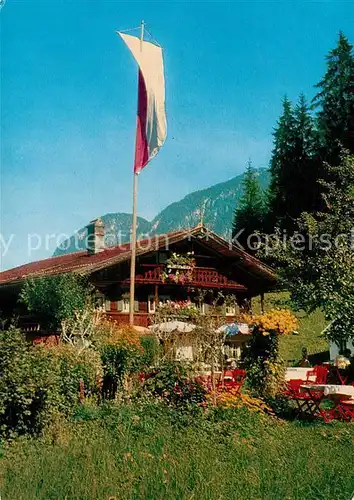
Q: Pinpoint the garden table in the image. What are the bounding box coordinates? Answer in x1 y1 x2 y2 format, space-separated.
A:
322 384 354 398
285 367 316 382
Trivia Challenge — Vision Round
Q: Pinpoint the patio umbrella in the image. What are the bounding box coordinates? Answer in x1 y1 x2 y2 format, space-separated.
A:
216 323 250 336
148 321 196 333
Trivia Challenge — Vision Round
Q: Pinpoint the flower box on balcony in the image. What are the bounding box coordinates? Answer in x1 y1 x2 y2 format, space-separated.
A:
161 269 193 284
161 253 196 285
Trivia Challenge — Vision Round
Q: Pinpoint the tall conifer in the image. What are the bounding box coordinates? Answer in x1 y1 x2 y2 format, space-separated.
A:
232 161 264 251
312 31 354 164
267 96 297 229
266 95 322 230
293 94 323 215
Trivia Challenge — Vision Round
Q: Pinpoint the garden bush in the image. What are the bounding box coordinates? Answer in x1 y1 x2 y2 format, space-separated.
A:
0 327 44 436
141 361 206 409
99 325 145 398
43 344 102 405
139 335 161 368
0 327 63 436
0 328 102 437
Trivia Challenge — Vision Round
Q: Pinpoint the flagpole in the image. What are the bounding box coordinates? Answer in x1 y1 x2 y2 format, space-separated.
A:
129 20 144 326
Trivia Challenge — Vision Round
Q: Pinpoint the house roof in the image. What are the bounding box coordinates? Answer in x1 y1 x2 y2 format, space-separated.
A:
0 226 276 288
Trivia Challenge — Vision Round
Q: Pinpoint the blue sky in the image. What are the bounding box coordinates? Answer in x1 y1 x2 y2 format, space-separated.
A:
0 0 352 270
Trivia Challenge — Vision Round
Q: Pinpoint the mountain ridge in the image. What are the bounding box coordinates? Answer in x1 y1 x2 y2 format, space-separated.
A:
54 168 269 256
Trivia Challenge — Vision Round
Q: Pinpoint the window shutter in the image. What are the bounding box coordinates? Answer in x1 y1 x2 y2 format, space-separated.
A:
134 300 139 312
117 300 123 312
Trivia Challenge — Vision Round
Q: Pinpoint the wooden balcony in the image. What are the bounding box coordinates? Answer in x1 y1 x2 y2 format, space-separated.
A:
122 265 246 290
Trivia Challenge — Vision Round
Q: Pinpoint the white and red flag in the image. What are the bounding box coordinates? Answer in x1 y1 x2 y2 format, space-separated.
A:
119 32 167 173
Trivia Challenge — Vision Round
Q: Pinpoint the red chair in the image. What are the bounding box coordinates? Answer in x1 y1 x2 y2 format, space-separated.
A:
195 375 210 390
284 379 313 404
336 366 349 385
138 370 157 383
285 381 336 421
338 400 354 421
306 365 329 384
283 379 305 398
233 368 247 380
283 379 319 417
233 369 246 392
218 369 246 393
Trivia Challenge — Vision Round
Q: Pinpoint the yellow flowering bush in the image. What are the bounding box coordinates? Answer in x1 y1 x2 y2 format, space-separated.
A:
205 389 275 417
250 308 298 336
243 309 297 397
100 322 142 348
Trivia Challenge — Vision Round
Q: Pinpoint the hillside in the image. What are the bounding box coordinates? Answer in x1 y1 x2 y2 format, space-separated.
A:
54 213 151 256
54 169 269 256
151 169 269 237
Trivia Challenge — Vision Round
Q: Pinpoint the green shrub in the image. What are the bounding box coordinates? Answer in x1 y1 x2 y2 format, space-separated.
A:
43 344 102 405
142 361 206 409
20 273 92 331
0 327 55 436
100 343 143 398
139 335 161 369
243 331 285 397
0 328 102 437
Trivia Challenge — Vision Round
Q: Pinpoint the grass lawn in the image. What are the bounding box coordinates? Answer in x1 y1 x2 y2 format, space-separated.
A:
1 403 353 500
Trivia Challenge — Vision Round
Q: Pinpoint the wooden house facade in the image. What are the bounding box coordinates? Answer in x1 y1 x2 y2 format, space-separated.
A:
0 222 276 341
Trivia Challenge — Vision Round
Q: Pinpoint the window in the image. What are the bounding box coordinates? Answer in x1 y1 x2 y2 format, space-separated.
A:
226 305 236 316
105 299 111 312
122 298 130 313
118 297 139 313
148 295 156 314
94 291 105 309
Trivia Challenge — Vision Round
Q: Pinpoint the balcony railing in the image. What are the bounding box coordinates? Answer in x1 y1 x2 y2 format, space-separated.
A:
122 265 246 290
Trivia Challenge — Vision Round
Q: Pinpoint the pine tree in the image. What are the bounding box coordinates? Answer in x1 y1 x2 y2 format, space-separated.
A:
312 31 354 164
232 161 265 251
266 95 323 231
293 94 323 215
266 96 297 229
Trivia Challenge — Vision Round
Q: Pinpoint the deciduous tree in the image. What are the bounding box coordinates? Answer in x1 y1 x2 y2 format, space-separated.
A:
260 152 354 346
